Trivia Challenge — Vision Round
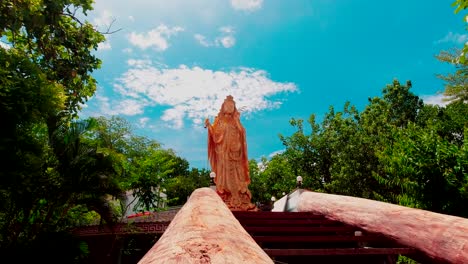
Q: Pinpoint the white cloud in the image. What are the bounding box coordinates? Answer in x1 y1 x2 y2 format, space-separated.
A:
98 41 112 51
219 26 234 34
118 99 146 115
217 35 236 48
194 34 212 47
216 26 236 48
160 106 186 129
138 117 150 127
196 26 236 48
129 24 184 51
92 11 115 51
96 95 147 116
127 59 152 68
421 94 451 107
91 0 228 27
230 0 263 11
0 41 10 50
128 15 135 22
436 32 468 45
93 10 114 29
268 149 285 158
122 48 133 53
112 62 298 129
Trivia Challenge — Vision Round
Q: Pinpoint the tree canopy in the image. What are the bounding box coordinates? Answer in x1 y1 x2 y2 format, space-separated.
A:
0 1 209 261
265 79 468 218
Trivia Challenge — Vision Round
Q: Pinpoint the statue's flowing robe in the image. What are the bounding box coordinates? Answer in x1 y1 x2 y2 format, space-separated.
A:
207 115 253 210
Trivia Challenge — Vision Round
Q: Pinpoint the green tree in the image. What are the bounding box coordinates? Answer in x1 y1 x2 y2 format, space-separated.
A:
85 116 174 212
359 79 423 200
164 167 210 206
248 158 268 204
84 116 208 211
279 79 424 201
436 49 468 103
0 1 109 260
377 122 468 217
1 0 105 119
451 0 468 63
376 100 468 215
0 119 124 261
279 116 331 192
129 148 174 212
321 103 380 198
50 119 125 223
248 154 296 205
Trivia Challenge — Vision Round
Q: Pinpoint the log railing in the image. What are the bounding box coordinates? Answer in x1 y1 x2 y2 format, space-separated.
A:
298 191 468 264
138 187 273 264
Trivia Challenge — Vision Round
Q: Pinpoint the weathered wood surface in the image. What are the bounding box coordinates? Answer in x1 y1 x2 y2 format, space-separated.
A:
138 187 273 264
298 191 468 264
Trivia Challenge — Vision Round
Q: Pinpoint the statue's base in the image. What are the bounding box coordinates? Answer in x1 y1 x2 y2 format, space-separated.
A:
228 204 258 212
216 190 257 212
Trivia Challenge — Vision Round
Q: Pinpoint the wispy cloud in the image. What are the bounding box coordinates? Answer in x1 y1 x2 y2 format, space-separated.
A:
194 26 236 48
93 9 115 29
216 26 236 48
93 10 115 50
230 0 263 11
219 26 234 34
217 35 236 48
96 94 147 116
268 149 285 158
138 117 150 128
194 34 212 47
435 32 468 45
98 41 112 51
129 24 184 51
108 60 297 129
127 59 152 68
421 94 451 107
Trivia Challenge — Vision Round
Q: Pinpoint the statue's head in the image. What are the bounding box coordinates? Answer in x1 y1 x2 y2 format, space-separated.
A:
221 95 237 115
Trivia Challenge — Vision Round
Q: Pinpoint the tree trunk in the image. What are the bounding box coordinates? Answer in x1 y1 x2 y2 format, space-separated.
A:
298 191 468 264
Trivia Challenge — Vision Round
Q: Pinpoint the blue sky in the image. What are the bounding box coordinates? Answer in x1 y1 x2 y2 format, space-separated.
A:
82 0 467 169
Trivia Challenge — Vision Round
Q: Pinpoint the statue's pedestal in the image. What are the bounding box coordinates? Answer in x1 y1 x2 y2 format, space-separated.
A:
215 188 258 211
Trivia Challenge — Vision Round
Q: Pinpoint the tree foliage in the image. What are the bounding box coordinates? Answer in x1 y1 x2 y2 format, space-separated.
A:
0 0 103 118
275 78 468 217
436 49 468 103
248 155 296 204
451 0 468 64
0 1 107 260
377 122 468 216
84 116 208 211
164 167 210 206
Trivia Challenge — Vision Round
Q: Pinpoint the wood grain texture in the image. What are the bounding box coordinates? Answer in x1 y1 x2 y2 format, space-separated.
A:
298 191 468 264
138 188 273 264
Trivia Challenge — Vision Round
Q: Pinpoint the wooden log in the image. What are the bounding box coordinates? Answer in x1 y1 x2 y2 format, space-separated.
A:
297 191 468 264
138 187 273 264
263 248 416 256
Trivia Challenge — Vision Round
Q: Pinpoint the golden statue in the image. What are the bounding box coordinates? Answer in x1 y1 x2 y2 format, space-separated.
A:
205 95 256 211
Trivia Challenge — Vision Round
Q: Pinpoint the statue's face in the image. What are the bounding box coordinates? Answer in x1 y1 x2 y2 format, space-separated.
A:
223 101 235 114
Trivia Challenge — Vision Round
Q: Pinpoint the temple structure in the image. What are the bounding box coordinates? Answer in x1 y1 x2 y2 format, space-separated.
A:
73 187 468 263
